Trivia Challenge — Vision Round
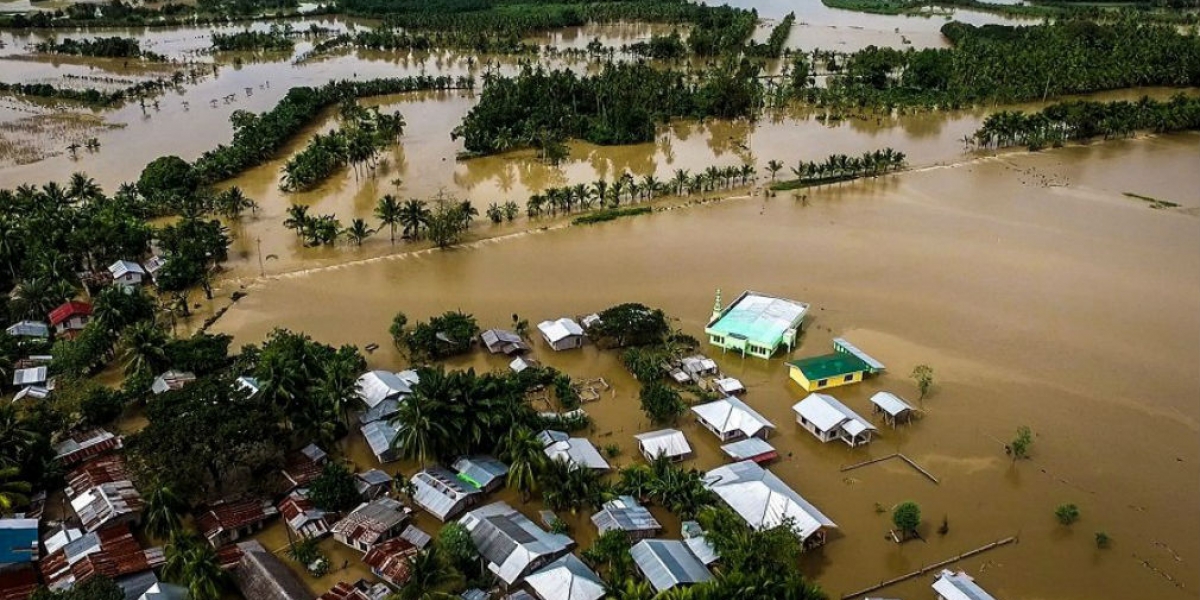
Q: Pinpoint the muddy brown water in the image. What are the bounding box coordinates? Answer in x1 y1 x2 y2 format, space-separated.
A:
2 3 1198 598
200 134 1200 599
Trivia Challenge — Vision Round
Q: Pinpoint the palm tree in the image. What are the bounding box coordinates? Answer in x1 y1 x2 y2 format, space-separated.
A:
343 218 376 246
143 484 185 539
164 531 230 600
605 579 655 600
671 169 690 195
456 200 478 230
375 194 402 244
497 426 544 502
316 350 362 427
396 545 461 600
0 407 37 469
0 467 31 515
283 204 311 237
67 172 102 202
766 159 783 180
399 199 431 240
389 375 451 467
120 321 169 378
11 276 70 320
738 164 755 185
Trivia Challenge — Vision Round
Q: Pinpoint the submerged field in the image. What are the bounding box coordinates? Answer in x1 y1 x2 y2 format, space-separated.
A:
2 0 1198 598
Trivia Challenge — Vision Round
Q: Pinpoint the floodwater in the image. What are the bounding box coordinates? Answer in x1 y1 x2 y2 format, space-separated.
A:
2 1 1198 598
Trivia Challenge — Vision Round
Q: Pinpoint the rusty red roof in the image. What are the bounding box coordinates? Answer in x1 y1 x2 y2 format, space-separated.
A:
0 565 39 600
53 429 122 467
48 301 92 327
281 447 326 489
66 454 130 490
196 498 277 544
40 523 163 590
362 537 418 587
318 581 372 600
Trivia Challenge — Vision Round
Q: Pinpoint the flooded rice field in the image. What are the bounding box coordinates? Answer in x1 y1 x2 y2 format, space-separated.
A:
205 133 1200 599
2 1 1198 598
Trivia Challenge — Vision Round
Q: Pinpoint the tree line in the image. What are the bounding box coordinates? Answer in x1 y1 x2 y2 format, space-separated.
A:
767 148 907 190
210 27 296 52
453 60 763 157
973 94 1200 149
33 36 166 61
280 102 405 192
0 0 303 29
527 163 757 217
0 75 182 107
282 191 476 248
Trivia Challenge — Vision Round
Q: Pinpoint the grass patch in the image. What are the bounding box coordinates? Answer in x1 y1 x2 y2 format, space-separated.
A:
1123 192 1179 209
572 206 653 225
769 173 860 191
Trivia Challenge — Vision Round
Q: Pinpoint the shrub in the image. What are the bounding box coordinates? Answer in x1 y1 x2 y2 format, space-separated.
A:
1055 503 1080 525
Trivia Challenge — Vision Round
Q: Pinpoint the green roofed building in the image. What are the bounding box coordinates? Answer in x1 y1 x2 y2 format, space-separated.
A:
705 290 809 359
787 338 886 392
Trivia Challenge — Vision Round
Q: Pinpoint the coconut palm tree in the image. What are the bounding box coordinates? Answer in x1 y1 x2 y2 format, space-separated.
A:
497 426 544 502
343 218 376 246
11 276 71 320
671 169 690 195
0 466 31 515
120 320 169 378
456 200 478 230
375 195 402 244
143 484 185 539
389 376 451 467
766 159 783 180
396 545 461 600
67 172 102 202
399 198 431 240
164 531 230 600
283 204 311 237
0 407 37 469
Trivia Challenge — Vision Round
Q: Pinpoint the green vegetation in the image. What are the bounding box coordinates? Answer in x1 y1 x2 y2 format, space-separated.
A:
585 303 670 349
1056 503 1081 525
893 501 922 536
911 364 934 400
1095 531 1112 548
454 61 762 156
0 77 178 107
34 36 165 61
307 461 361 511
1123 192 1181 209
769 148 907 191
746 12 796 59
1 0 300 29
211 27 296 52
280 103 405 192
1009 425 1034 460
821 0 1197 24
390 310 480 361
30 577 124 600
571 206 652 225
639 381 687 424
974 95 1200 150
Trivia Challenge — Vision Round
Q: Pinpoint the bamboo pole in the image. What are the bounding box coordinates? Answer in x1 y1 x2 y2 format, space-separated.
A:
840 537 1018 599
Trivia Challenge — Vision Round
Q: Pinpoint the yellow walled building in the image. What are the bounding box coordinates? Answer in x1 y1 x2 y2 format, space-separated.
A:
787 338 886 392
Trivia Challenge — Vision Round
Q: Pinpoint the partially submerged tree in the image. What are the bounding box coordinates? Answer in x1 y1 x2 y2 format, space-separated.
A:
308 461 361 512
1009 425 1034 460
910 364 934 400
639 381 686 425
1055 503 1080 526
892 501 921 538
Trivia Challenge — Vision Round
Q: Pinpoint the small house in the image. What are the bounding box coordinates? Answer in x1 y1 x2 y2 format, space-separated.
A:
705 460 836 549
679 356 718 384
354 469 393 500
460 502 574 587
331 497 408 553
196 498 278 548
281 444 328 490
65 454 143 532
107 260 146 288
537 318 585 351
704 290 808 359
0 518 39 566
539 431 610 471
691 396 775 442
634 429 692 462
48 301 92 337
680 521 719 566
235 376 260 397
150 370 196 395
933 569 998 600
787 338 885 392
39 523 164 593
361 421 402 464
480 329 529 355
591 496 661 541
630 539 712 593
870 392 916 427
143 256 167 282
279 493 332 540
509 356 537 374
231 540 311 600
410 467 482 522
362 537 419 588
792 393 876 447
319 580 391 600
53 429 122 468
525 554 606 600
12 366 47 388
356 370 417 424
398 524 432 550
452 456 510 493
5 321 49 339
720 437 778 464
710 377 745 396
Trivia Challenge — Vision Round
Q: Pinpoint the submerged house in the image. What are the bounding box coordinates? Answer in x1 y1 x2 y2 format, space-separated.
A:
332 497 409 553
452 456 510 493
281 443 328 490
481 329 530 355
933 569 998 600
591 496 661 541
65 455 143 532
704 290 808 359
870 391 917 427
720 437 778 464
231 539 312 600
539 431 610 471
362 537 420 588
630 539 712 593
705 460 837 548
524 554 606 600
356 370 418 425
361 420 402 464
537 318 585 351
278 493 333 540
634 429 692 462
196 498 278 548
460 501 574 587
787 338 885 392
39 523 164 594
150 370 196 395
690 396 775 442
354 469 393 500
107 260 146 288
792 393 877 447
410 467 482 522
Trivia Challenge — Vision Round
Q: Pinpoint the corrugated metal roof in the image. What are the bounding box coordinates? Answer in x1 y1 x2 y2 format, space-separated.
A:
590 496 661 535
544 438 610 471
362 537 418 587
705 461 836 542
932 569 997 600
196 499 278 546
792 393 874 434
331 498 407 547
0 518 38 564
525 554 605 600
691 397 775 438
537 318 583 344
5 321 49 338
630 539 712 592
452 456 509 490
706 291 808 347
634 429 692 460
232 540 311 600
788 353 871 381
40 523 163 591
360 421 400 463
870 392 914 417
411 467 481 521
108 260 146 278
399 524 431 549
356 371 412 409
460 502 573 586
53 429 122 466
833 338 886 371
721 437 777 462
48 301 92 327
12 367 46 387
139 582 190 600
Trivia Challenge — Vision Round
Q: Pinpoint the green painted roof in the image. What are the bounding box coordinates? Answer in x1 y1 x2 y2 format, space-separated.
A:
788 353 871 381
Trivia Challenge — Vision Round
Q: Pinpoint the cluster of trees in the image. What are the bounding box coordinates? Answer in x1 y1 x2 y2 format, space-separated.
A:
33 36 165 61
453 60 763 156
745 12 796 59
390 310 480 361
0 75 180 107
768 148 907 190
192 76 473 185
211 26 296 52
821 0 1197 24
281 103 405 192
684 3 757 57
973 94 1200 150
301 28 540 61
281 193 477 249
0 0 300 28
526 163 758 218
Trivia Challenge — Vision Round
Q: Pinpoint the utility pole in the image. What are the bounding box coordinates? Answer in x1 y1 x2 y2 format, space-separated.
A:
257 237 265 277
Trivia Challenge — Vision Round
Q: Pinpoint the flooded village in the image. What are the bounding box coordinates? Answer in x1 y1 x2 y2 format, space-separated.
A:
0 1 1197 600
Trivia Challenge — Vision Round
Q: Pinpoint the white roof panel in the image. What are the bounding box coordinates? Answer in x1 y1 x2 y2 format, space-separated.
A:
634 429 691 459
870 392 914 416
705 461 836 541
691 397 774 438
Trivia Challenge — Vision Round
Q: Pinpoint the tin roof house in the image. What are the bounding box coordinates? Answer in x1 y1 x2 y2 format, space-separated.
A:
65 455 143 532
356 370 418 425
787 338 885 392
933 569 998 600
452 456 509 493
107 260 146 288
196 498 278 548
704 290 808 359
48 301 92 338
524 554 605 600
870 392 917 427
460 502 574 587
281 444 328 490
361 420 402 464
792 393 877 447
5 321 49 339
231 539 312 600
538 431 610 471
53 429 122 468
591 496 661 541
362 537 420 588
705 460 837 549
690 396 774 442
150 370 196 395
279 493 333 540
630 539 712 593
720 437 778 464
354 469 393 500
39 523 164 594
537 318 584 352
410 467 482 522
481 329 530 356
634 429 692 462
331 497 409 553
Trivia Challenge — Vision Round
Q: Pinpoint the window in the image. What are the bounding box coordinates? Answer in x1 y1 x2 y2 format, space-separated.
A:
817 379 828 387
844 374 854 382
